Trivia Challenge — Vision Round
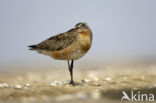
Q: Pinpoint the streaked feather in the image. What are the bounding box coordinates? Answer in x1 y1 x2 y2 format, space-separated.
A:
28 28 78 51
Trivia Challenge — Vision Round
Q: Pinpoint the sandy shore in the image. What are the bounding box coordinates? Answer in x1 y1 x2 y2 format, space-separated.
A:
0 63 156 103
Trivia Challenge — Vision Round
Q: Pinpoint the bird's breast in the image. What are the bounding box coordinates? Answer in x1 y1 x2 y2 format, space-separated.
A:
78 31 92 52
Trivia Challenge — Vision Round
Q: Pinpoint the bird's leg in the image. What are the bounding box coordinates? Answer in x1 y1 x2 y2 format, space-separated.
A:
70 60 74 85
67 60 74 85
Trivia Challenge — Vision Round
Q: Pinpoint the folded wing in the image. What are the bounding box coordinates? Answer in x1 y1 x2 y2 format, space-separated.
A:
28 28 77 51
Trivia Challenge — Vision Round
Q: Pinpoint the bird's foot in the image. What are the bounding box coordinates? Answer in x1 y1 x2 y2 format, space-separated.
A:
69 81 75 86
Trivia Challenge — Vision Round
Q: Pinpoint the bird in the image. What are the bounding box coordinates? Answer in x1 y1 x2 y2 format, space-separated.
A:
28 22 92 85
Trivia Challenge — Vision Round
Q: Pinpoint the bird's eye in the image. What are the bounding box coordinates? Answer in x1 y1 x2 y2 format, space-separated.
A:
75 27 78 29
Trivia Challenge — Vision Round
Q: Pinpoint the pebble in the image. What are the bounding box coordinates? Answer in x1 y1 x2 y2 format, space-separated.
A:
123 76 128 80
14 84 22 89
65 80 71 84
50 81 64 86
24 83 30 87
10 84 14 88
81 79 89 83
0 83 9 88
105 77 111 81
50 82 57 86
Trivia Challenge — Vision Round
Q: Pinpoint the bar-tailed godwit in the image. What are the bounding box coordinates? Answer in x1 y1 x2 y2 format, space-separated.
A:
28 22 92 85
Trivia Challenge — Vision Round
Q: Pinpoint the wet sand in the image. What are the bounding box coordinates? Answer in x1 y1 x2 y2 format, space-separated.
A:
0 63 156 103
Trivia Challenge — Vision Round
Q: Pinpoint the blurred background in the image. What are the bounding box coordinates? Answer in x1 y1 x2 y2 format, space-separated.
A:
0 1 156 103
0 0 156 69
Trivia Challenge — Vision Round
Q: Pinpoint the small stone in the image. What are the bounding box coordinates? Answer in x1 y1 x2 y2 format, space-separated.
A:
10 84 14 88
3 83 9 87
24 83 30 87
50 82 57 86
14 84 22 89
50 81 64 86
105 77 111 81
81 79 89 83
0 83 9 88
123 76 128 80
65 80 71 84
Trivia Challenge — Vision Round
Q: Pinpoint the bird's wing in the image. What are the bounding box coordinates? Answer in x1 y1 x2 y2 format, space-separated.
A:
29 28 78 51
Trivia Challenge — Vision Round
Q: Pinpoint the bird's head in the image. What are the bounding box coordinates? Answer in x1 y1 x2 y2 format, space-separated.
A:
74 22 91 33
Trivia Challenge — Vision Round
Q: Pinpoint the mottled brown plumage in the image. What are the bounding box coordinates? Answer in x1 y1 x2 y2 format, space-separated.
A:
29 28 77 51
28 22 92 85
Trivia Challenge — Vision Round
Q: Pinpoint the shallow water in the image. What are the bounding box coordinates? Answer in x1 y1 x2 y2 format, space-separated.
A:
0 63 156 103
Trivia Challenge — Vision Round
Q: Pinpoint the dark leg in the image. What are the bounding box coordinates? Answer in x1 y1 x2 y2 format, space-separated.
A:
70 60 74 84
67 60 74 85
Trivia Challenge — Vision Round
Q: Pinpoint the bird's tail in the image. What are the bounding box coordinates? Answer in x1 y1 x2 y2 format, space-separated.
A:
28 45 38 50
